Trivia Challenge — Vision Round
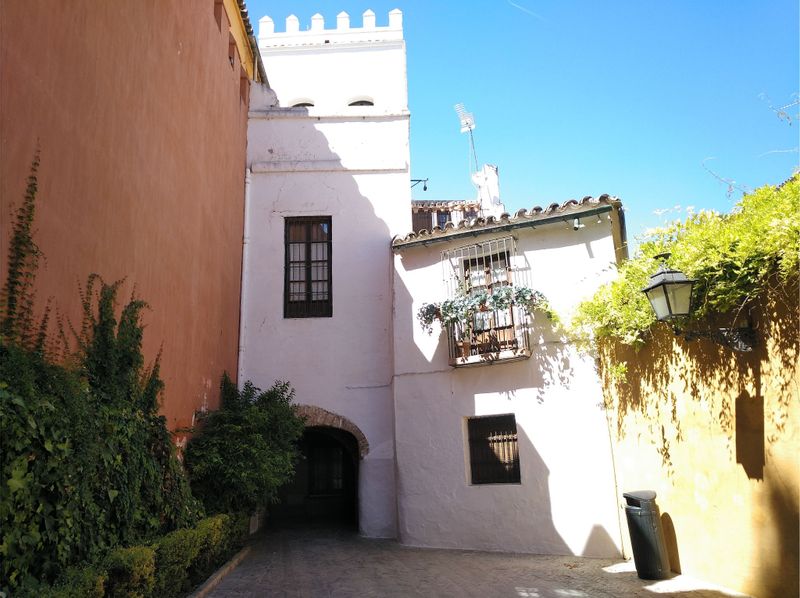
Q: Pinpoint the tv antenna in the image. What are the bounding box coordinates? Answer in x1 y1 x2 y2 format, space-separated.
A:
454 103 479 175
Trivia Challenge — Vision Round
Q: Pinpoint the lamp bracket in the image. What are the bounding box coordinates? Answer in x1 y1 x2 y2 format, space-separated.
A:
672 325 756 353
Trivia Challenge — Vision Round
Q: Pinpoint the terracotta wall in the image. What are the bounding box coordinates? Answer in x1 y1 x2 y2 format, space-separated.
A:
599 284 799 597
0 2 250 431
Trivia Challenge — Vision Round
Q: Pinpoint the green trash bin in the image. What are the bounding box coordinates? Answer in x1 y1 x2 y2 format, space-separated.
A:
623 490 671 580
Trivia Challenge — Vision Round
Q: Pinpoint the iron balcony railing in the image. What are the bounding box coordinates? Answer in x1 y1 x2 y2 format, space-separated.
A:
446 303 532 367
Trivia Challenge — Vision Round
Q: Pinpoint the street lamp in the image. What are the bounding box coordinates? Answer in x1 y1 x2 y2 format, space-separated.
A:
641 255 695 321
641 254 756 352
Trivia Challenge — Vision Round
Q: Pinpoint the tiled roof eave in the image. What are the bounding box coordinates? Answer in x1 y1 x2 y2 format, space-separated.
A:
392 196 621 251
411 199 480 210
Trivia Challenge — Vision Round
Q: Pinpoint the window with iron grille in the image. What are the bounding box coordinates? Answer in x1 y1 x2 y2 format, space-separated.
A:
284 217 332 318
466 414 521 484
442 237 531 361
436 210 451 229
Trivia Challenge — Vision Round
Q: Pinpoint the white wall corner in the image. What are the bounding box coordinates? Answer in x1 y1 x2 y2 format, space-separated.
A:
249 83 279 111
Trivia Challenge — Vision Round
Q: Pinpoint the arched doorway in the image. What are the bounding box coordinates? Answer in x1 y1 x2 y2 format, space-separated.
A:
272 407 367 529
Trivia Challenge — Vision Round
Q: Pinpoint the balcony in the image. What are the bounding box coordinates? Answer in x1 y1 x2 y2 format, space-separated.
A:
446 304 532 368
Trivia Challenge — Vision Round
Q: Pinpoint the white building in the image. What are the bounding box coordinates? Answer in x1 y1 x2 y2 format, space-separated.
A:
241 9 629 557
241 9 410 538
391 201 627 554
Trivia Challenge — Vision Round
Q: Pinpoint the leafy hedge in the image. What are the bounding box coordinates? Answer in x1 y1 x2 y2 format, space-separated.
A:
573 176 799 346
38 514 248 598
186 375 304 514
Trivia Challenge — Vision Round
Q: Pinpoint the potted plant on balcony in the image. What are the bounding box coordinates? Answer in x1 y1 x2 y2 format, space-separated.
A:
417 302 441 334
417 286 554 359
440 294 478 357
512 287 556 320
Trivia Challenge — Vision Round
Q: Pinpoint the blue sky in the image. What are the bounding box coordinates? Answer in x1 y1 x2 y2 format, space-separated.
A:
247 1 798 246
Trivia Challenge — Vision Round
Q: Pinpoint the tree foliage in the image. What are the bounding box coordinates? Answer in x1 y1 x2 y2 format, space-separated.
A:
185 374 305 515
573 176 800 346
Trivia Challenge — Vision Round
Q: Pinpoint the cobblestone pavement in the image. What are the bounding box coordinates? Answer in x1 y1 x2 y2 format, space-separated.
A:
206 527 749 598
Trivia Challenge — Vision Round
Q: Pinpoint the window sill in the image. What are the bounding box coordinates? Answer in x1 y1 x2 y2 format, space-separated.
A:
449 348 531 368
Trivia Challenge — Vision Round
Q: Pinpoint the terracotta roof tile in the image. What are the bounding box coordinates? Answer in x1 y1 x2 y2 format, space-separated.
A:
393 194 622 249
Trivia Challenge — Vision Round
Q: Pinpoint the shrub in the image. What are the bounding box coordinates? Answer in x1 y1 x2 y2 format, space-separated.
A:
38 565 106 598
34 513 248 598
103 546 155 598
185 374 305 514
151 528 203 597
188 514 229 585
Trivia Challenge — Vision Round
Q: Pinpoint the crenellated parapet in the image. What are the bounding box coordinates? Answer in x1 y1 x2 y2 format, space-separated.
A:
258 9 403 48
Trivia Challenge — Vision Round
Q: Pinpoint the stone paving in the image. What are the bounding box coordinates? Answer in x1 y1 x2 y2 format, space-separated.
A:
206 527 750 598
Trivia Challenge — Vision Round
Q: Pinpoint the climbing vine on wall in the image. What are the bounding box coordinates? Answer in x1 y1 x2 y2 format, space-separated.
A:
0 155 202 594
572 176 799 347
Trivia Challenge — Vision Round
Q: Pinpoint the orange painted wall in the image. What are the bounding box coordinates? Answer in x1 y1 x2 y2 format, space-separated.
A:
599 284 799 598
0 2 250 431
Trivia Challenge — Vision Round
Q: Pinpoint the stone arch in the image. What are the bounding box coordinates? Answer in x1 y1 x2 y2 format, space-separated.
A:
295 405 369 458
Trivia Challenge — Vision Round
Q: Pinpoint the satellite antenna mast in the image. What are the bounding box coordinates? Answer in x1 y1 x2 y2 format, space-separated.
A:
454 103 479 175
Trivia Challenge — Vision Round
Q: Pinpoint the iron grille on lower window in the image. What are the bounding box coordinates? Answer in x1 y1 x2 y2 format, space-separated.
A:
284 216 332 318
467 414 521 484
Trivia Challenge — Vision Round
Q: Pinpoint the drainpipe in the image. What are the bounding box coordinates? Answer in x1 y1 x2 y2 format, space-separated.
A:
237 168 252 388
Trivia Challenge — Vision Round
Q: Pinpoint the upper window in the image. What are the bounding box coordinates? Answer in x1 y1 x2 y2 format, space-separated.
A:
442 237 531 365
284 217 332 318
436 210 451 229
466 414 521 485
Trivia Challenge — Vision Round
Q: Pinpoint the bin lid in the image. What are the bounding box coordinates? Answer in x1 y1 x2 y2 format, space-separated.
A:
623 490 657 504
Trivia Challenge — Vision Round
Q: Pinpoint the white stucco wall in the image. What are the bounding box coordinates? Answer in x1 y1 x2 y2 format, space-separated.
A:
258 10 407 112
245 8 625 553
241 11 411 538
391 219 625 556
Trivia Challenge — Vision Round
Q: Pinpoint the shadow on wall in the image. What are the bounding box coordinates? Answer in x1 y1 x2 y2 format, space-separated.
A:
511 424 573 555
661 512 681 574
527 312 575 404
755 469 800 597
603 281 796 474
582 525 621 558
600 280 799 596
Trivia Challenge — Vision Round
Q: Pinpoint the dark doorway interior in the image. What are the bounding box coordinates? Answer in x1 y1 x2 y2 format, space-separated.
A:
271 426 358 529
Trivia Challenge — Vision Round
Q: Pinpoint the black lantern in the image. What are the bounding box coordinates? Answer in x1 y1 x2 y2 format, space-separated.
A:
641 254 755 352
641 259 695 321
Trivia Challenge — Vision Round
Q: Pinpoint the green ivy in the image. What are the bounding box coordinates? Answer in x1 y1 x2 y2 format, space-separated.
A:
1 158 202 594
185 374 305 515
573 176 800 346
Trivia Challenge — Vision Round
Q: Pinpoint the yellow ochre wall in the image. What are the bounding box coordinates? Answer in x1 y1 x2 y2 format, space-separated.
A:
224 0 256 80
599 283 798 598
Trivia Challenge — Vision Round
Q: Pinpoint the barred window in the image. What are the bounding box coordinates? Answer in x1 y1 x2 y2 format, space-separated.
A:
284 217 332 318
466 414 521 484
